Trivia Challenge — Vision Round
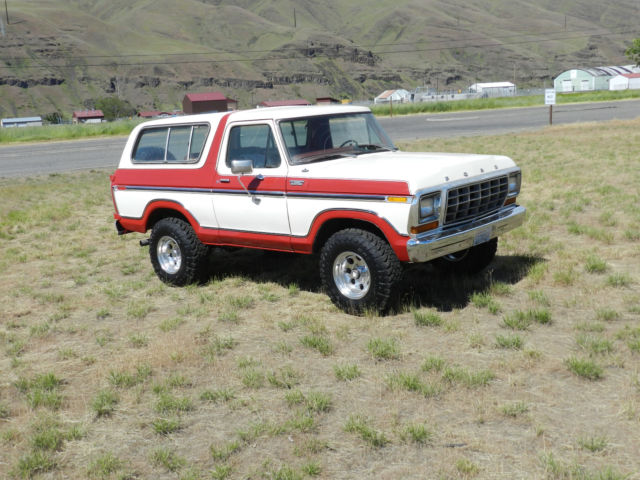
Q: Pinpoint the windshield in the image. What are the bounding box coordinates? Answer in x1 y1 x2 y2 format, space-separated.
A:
278 112 396 165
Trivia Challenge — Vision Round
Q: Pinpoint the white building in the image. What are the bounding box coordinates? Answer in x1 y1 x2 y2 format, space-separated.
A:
1 116 43 128
468 82 516 97
374 89 411 104
609 73 640 91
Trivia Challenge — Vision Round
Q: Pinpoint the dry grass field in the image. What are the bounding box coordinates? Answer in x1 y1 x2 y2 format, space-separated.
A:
1 119 639 479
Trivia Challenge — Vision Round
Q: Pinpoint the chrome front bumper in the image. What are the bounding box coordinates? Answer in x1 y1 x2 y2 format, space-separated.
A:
406 205 526 263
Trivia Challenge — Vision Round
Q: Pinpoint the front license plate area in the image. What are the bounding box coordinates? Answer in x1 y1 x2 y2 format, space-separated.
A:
473 227 492 246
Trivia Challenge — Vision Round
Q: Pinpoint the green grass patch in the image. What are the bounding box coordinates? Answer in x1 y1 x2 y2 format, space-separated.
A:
413 309 443 326
91 389 119 417
333 363 361 381
367 337 400 360
565 357 604 380
344 414 389 448
495 333 524 350
300 334 334 356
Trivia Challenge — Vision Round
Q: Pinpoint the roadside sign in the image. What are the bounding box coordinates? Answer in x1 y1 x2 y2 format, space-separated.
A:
545 89 556 105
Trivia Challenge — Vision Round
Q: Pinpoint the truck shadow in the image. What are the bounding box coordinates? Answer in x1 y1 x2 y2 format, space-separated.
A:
203 248 545 314
394 254 544 313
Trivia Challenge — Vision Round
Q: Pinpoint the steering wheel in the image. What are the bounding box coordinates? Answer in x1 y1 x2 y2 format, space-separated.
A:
339 139 359 148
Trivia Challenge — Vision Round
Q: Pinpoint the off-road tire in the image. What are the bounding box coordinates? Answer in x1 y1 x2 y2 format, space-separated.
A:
432 237 498 275
149 217 209 286
319 228 402 314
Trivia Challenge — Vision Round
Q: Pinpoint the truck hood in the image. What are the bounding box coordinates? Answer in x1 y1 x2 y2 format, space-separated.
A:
289 150 517 194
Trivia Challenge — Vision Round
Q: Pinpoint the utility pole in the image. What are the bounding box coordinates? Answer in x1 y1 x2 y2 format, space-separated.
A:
293 8 296 28
5 0 9 25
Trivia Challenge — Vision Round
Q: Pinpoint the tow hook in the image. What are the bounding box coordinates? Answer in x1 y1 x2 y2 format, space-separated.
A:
139 238 150 247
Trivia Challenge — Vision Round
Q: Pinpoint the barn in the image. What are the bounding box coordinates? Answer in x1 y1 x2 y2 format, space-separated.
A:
553 66 639 93
182 92 237 114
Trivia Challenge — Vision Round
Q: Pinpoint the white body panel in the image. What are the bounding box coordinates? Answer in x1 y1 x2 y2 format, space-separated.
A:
114 190 219 228
287 197 412 237
214 193 290 234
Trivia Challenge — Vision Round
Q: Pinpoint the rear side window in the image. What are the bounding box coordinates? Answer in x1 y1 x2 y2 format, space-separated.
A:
132 124 209 163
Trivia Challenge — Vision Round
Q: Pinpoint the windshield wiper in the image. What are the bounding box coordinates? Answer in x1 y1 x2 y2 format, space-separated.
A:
292 149 357 165
356 144 396 152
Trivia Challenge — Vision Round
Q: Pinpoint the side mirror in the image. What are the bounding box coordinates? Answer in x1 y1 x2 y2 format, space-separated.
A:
231 159 253 175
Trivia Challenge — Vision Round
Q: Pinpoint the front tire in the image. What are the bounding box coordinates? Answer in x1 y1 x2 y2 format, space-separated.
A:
319 229 401 314
432 237 498 274
149 217 208 286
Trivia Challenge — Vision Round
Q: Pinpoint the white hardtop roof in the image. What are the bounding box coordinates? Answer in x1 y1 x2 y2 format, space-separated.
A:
138 105 371 128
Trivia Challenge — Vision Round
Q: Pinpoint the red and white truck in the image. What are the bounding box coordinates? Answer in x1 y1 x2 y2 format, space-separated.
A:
111 105 525 312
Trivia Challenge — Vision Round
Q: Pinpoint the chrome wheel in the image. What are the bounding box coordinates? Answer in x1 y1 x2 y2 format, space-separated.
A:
332 251 371 300
157 236 182 274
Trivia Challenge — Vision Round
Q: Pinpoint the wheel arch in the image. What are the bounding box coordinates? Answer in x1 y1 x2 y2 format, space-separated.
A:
142 201 197 232
308 210 410 261
313 218 385 254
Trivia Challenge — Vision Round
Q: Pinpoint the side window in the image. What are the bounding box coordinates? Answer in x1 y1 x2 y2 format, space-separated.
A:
133 128 167 162
166 126 191 162
132 124 209 163
225 124 281 169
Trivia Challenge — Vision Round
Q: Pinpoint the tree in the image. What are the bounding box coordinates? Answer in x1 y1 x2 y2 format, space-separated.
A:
625 38 640 67
95 96 136 121
43 112 63 124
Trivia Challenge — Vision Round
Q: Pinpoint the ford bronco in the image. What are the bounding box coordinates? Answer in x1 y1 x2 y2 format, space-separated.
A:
111 105 525 313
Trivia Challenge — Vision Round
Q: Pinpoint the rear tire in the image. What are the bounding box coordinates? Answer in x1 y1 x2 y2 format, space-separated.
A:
319 228 401 314
149 217 208 286
432 237 498 274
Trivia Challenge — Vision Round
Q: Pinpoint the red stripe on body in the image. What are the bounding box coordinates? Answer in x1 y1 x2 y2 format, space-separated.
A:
287 177 409 196
111 113 231 189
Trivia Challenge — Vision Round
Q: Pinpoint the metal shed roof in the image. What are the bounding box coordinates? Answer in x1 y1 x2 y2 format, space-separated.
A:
583 66 634 77
1 116 42 123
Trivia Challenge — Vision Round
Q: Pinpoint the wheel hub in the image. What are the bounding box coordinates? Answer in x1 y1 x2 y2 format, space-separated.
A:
333 251 370 300
157 236 182 274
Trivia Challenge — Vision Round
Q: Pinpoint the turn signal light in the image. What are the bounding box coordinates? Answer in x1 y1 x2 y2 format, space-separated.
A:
504 196 516 206
410 220 439 235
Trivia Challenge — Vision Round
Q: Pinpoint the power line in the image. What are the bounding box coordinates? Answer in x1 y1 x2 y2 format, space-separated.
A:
0 28 636 70
1 26 636 62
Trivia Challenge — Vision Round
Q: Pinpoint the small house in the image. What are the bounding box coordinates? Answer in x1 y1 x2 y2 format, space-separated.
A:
182 92 237 114
609 73 640 91
373 89 411 104
259 99 311 108
72 110 104 124
315 97 341 105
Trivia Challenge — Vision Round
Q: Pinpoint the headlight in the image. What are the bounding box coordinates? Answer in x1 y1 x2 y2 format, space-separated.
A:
507 171 521 197
419 193 440 220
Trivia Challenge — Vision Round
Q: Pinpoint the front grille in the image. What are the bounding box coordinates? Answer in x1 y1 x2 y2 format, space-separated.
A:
444 176 508 225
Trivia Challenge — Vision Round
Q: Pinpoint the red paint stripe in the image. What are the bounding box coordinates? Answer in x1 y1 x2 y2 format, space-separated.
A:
111 113 231 189
287 177 409 196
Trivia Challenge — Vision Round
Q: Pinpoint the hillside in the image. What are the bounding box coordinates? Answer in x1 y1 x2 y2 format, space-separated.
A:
0 0 638 118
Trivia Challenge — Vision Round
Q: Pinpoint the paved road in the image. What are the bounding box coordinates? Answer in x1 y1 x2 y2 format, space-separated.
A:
1 99 639 177
380 98 640 141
